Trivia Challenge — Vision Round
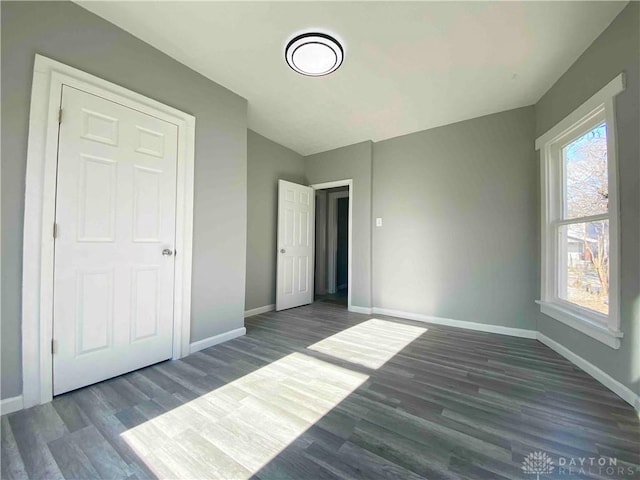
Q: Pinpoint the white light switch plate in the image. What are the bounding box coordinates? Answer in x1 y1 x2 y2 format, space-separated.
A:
375 217 383 227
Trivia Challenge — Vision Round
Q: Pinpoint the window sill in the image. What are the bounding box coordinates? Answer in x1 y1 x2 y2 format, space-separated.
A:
536 301 622 349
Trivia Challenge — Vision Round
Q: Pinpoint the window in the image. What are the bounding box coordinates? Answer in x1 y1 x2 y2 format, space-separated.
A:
535 74 624 349
559 123 609 315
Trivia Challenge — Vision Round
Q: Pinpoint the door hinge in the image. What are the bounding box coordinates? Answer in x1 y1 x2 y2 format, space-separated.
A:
58 108 62 124
51 339 58 355
53 223 58 239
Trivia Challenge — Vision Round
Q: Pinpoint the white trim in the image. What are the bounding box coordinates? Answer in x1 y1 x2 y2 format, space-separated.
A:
310 180 351 191
244 304 276 318
371 307 538 338
537 333 639 411
367 306 637 411
555 212 609 226
311 180 354 312
535 74 625 150
536 301 622 349
603 92 621 332
314 190 328 296
536 74 624 347
0 396 24 416
22 55 196 408
349 305 373 315
327 190 349 294
189 328 247 354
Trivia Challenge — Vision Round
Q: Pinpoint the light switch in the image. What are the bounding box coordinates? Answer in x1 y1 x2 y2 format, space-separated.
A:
375 217 383 227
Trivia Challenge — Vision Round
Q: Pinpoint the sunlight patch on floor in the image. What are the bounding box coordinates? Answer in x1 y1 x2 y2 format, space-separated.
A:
307 318 427 369
120 352 368 479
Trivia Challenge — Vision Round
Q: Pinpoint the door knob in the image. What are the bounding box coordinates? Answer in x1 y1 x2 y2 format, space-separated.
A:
162 249 174 256
280 249 286 254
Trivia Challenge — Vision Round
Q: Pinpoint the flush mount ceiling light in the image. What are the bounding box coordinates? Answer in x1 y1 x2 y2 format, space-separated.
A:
285 32 344 77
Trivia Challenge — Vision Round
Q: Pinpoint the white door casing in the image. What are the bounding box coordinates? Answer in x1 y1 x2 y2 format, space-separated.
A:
22 55 195 408
309 180 354 312
276 180 315 311
52 86 178 394
314 190 328 296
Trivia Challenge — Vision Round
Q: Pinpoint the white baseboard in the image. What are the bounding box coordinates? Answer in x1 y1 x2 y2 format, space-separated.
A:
370 307 637 411
244 304 275 318
372 307 538 339
247 303 375 316
1 395 24 415
349 305 372 314
537 333 639 411
5 309 636 415
189 327 246 354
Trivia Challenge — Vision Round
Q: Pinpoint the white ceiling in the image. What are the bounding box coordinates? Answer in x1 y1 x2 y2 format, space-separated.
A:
78 1 626 155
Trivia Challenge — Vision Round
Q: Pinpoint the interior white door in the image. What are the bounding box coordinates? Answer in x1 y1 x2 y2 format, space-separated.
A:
53 85 178 395
276 180 315 311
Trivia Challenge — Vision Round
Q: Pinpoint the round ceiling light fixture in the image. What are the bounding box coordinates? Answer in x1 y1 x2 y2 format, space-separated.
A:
285 32 344 77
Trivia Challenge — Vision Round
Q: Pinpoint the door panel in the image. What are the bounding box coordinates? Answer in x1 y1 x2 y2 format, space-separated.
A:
77 155 117 241
131 266 161 341
53 85 178 395
132 166 163 241
76 269 113 354
276 180 315 310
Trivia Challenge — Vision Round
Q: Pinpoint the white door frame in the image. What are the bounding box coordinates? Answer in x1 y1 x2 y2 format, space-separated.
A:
326 190 349 294
314 190 328 296
22 55 196 408
310 180 353 311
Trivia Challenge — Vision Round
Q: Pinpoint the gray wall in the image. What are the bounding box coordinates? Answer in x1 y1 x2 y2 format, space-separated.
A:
245 130 305 310
373 107 539 330
305 142 373 309
535 2 640 395
1 1 248 399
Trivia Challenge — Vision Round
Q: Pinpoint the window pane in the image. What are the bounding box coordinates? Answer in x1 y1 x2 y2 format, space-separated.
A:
559 220 609 315
562 123 608 219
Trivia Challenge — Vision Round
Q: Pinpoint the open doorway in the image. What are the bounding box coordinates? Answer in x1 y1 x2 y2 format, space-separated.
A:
275 179 352 312
314 185 350 308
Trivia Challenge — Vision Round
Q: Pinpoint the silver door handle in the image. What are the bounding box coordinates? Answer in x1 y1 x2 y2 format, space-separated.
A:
280 249 286 254
162 249 174 256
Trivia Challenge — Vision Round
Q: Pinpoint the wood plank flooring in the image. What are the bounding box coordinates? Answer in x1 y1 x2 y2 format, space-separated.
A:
2 302 639 479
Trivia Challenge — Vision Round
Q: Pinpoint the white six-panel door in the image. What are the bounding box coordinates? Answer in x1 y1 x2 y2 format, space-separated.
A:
53 85 178 395
276 180 315 311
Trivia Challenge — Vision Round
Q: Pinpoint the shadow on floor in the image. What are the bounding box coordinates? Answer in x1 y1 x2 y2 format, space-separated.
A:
2 302 639 480
315 289 347 307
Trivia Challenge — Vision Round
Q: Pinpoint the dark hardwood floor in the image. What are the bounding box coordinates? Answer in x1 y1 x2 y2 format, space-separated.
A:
2 302 639 479
314 289 347 307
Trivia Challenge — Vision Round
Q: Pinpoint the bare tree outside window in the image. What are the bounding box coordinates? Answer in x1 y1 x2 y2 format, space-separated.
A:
539 80 623 339
560 123 609 315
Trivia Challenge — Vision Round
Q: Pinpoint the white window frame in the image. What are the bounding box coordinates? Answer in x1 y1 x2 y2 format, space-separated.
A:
535 74 624 349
